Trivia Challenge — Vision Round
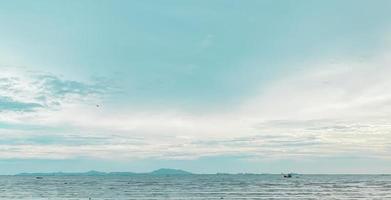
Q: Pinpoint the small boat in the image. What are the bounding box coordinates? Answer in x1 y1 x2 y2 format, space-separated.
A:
36 176 44 179
282 173 292 178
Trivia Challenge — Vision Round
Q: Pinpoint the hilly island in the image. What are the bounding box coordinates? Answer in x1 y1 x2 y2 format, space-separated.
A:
16 168 192 176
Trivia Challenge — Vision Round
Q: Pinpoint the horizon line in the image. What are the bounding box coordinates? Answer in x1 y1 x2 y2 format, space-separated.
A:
4 169 391 176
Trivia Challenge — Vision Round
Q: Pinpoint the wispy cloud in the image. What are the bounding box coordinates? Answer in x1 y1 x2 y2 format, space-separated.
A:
0 68 111 121
0 96 42 112
1 52 391 161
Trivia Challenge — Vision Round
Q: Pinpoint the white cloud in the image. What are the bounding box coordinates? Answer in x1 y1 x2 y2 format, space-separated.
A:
0 68 108 122
1 53 391 160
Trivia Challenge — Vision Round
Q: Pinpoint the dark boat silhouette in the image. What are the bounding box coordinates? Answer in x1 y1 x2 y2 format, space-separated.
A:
282 173 292 178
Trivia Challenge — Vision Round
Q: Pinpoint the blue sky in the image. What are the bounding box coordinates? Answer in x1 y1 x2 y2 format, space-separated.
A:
1 0 391 174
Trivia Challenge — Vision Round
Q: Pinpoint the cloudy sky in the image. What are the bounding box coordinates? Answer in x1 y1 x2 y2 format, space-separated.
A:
1 0 391 174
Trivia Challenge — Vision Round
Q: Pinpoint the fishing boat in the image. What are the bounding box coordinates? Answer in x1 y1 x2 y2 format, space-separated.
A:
282 173 292 178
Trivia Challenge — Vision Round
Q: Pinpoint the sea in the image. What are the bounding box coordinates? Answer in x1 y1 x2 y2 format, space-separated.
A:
0 174 390 199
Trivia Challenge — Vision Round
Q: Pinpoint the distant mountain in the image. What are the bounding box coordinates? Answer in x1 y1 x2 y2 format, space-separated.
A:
16 171 105 176
150 168 192 175
15 168 192 176
84 170 106 175
108 172 136 176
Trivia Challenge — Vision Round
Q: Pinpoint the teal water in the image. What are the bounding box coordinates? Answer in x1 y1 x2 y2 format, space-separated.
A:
0 175 390 199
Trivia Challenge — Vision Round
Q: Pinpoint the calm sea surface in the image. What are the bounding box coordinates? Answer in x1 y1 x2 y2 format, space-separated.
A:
0 175 390 199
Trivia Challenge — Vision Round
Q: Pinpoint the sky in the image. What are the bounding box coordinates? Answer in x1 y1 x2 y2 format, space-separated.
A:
1 0 391 174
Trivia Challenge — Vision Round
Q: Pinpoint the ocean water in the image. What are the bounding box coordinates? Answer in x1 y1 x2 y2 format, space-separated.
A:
0 175 390 199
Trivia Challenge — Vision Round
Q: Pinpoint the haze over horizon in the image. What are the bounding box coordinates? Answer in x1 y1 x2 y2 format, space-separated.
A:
1 0 391 175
